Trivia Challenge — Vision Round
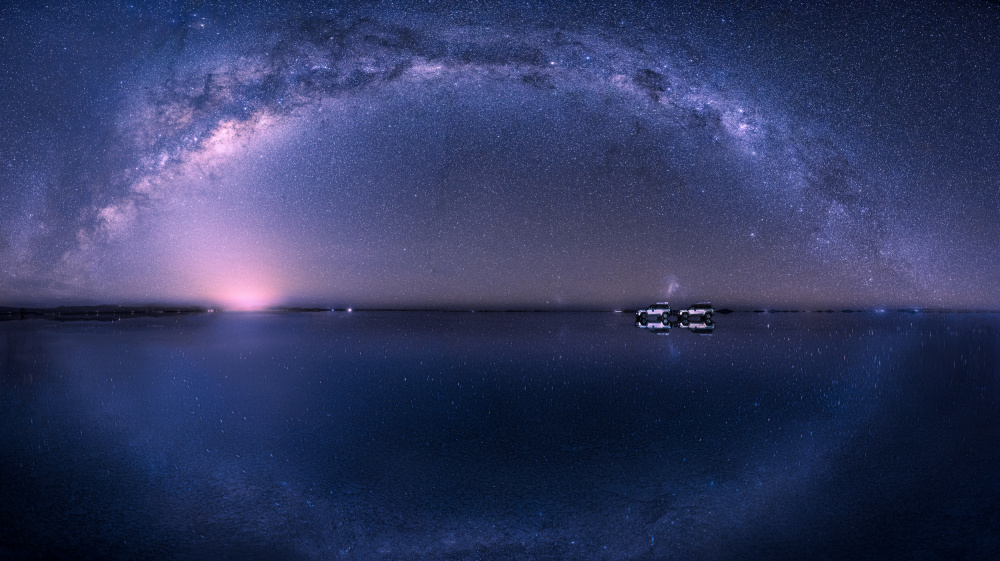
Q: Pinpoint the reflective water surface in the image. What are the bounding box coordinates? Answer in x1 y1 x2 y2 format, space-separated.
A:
2 312 998 560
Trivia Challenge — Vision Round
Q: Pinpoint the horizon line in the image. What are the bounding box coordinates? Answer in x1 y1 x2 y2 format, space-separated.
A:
3 304 1000 315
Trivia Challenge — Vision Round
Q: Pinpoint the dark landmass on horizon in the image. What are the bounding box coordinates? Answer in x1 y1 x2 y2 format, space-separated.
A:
0 305 211 322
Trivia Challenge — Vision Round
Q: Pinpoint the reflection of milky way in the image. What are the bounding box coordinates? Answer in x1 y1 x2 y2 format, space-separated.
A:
1 4 998 308
27 312 990 558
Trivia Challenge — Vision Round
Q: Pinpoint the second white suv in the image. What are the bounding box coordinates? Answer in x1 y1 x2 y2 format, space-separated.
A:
678 302 713 321
636 302 671 324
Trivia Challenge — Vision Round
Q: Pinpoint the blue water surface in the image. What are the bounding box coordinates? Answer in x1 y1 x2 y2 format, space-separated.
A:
1 311 998 560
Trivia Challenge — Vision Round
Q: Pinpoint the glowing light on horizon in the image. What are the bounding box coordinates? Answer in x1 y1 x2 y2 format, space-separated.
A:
216 289 279 311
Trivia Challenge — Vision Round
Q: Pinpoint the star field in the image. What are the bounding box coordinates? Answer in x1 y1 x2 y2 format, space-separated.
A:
1 0 998 309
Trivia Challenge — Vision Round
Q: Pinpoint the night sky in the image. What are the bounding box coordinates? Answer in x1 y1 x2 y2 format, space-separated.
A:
2 1 998 310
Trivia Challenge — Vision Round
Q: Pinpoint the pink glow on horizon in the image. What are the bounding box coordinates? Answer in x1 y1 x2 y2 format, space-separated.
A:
216 289 279 311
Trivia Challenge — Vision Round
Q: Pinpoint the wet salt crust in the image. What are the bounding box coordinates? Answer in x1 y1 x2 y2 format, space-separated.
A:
2 311 998 560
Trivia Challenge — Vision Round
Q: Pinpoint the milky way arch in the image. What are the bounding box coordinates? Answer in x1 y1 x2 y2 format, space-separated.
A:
1 6 974 307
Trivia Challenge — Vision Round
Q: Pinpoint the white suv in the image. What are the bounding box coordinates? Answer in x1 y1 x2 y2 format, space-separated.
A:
636 302 671 324
677 302 713 321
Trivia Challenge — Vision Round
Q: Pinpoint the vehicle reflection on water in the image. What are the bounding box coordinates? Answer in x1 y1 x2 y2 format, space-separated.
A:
634 315 672 334
636 313 715 335
2 311 998 560
677 318 714 334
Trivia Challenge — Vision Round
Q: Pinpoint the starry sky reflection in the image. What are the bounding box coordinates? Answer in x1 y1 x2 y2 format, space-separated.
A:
3 312 998 559
1 1 998 309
